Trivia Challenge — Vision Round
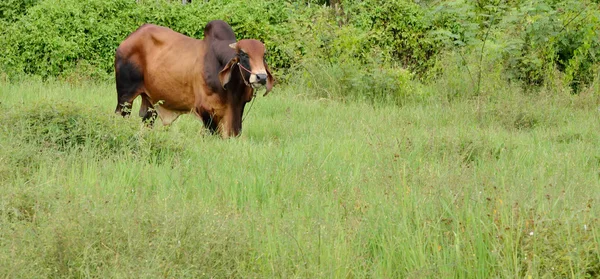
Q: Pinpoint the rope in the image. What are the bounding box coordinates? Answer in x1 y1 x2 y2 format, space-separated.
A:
242 92 257 123
237 62 257 123
237 62 252 86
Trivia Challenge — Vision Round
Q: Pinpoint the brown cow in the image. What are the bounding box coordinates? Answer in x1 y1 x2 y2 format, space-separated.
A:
114 20 274 138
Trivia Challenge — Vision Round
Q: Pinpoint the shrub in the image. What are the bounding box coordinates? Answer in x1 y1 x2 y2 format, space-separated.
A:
0 0 141 78
498 0 600 92
2 0 598 103
428 0 600 93
0 0 445 79
336 0 443 76
0 100 184 159
0 0 39 22
0 0 298 78
297 57 418 105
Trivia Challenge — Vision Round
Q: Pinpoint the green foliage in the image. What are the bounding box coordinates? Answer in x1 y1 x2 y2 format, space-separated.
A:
282 4 429 104
297 58 418 105
0 0 298 78
342 0 442 75
0 100 184 159
1 0 438 103
0 0 38 22
432 0 600 93
1 0 138 78
429 1 484 49
1 0 599 101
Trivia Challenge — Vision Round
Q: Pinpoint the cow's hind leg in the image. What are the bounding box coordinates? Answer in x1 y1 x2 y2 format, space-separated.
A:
114 52 144 117
139 94 157 126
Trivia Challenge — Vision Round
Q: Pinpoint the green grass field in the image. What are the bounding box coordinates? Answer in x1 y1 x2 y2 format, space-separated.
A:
1 79 599 278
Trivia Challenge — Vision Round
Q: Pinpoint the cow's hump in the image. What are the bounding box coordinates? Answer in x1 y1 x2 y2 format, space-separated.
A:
203 20 236 42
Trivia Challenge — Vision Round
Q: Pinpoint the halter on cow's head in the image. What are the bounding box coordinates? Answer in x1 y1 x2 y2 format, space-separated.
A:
218 39 274 97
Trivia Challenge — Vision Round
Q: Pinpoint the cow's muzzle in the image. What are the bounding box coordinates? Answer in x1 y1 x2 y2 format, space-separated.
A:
249 73 268 88
256 74 267 85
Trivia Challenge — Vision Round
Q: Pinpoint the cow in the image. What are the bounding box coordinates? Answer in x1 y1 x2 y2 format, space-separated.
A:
114 20 274 138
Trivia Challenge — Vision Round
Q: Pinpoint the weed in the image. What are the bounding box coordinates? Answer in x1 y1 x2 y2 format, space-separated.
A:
1 79 598 277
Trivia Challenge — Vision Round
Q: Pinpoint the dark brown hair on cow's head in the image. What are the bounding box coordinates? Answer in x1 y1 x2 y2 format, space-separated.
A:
218 39 274 96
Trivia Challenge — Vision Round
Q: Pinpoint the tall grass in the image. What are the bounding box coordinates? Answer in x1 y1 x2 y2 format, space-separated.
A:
0 78 599 278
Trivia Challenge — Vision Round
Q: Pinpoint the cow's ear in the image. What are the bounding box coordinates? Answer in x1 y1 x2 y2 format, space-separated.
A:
263 61 275 96
219 57 238 89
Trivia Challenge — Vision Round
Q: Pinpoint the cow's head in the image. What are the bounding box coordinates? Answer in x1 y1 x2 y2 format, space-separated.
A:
218 39 274 97
215 39 274 138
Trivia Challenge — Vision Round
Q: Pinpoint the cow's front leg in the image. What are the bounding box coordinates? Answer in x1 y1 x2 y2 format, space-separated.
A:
219 106 242 138
199 110 219 135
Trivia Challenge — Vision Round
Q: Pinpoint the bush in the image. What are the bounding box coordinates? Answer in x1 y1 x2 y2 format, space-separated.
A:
0 0 445 78
428 0 600 93
2 0 598 102
505 0 600 92
0 100 184 159
331 0 443 76
0 0 38 22
0 0 440 104
1 0 140 78
297 58 417 105
0 0 299 79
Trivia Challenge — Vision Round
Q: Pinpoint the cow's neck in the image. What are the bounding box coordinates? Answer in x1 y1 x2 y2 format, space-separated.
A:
228 64 250 93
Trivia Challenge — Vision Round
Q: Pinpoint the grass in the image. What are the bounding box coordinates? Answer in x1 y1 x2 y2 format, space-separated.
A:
0 78 599 278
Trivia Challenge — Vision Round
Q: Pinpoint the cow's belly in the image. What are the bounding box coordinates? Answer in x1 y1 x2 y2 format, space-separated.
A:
143 81 195 111
142 80 196 125
156 106 184 126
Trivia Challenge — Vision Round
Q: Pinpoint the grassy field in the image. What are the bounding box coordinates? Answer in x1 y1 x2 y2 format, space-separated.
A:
0 79 599 278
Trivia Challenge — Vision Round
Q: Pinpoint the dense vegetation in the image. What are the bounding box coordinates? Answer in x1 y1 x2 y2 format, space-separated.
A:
1 0 599 277
1 0 599 99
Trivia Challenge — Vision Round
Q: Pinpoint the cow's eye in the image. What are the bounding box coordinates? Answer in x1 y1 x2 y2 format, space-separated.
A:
239 51 248 59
